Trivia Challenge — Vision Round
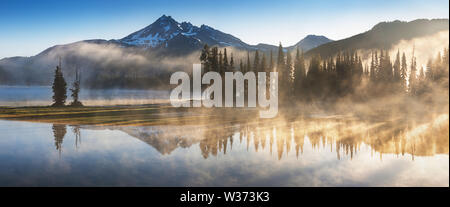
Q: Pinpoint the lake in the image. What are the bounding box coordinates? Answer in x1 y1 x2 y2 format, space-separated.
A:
0 86 170 106
0 113 448 186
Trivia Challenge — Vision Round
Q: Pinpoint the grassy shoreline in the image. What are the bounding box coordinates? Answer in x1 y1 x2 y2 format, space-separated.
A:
1 98 448 128
0 104 261 126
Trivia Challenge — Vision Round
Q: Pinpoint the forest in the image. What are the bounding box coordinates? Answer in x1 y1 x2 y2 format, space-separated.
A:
198 43 449 109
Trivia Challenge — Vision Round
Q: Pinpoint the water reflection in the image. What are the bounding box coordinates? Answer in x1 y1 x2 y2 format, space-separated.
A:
52 124 83 154
52 124 66 154
72 126 81 149
0 116 448 186
65 114 449 160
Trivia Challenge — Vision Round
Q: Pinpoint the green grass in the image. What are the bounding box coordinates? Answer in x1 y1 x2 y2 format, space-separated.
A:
0 104 260 126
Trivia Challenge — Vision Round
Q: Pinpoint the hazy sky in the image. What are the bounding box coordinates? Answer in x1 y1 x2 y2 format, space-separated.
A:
0 0 448 58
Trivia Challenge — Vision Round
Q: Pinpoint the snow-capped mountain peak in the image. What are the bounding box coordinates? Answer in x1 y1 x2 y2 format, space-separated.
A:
118 15 333 53
120 15 184 47
119 15 250 50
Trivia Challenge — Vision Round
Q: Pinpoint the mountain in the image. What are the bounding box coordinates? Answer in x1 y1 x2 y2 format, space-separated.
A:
2 15 447 89
250 35 333 53
117 15 331 53
0 14 333 87
287 35 333 51
119 15 253 53
306 19 449 58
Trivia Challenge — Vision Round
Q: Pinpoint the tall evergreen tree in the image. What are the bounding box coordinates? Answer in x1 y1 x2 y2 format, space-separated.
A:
370 51 376 82
218 51 223 74
426 58 434 81
374 51 379 81
285 51 292 82
229 53 235 71
269 50 274 72
277 43 284 71
246 51 251 72
400 52 408 92
393 50 401 83
409 50 417 95
293 47 306 95
419 66 425 81
223 48 229 72
51 62 67 107
200 44 211 72
253 50 260 72
239 60 244 72
69 67 83 106
210 47 219 72
260 53 267 73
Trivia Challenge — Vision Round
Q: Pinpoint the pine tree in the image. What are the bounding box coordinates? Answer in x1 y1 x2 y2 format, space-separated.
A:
293 47 306 95
384 50 393 82
239 60 244 72
210 47 219 72
260 53 267 73
246 51 251 72
419 66 425 81
229 53 235 71
218 51 223 74
434 51 444 80
443 47 449 66
426 58 434 81
200 44 211 72
354 56 363 86
393 50 401 83
370 51 376 82
285 51 292 82
51 63 67 107
409 50 417 95
374 51 379 81
69 67 83 106
277 43 284 71
253 50 260 72
269 50 274 72
223 48 229 72
400 52 408 92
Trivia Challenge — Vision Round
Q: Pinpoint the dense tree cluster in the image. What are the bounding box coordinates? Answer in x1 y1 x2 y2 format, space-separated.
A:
200 43 449 104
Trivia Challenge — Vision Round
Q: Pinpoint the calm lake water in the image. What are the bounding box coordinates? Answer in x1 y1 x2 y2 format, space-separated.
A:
0 86 170 106
0 113 448 186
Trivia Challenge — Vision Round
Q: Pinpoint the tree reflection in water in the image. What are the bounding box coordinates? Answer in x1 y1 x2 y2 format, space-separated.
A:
52 124 66 155
51 124 82 155
54 114 449 161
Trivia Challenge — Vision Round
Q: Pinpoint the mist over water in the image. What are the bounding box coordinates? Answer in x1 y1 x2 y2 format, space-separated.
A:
0 110 447 186
0 17 448 187
0 86 170 106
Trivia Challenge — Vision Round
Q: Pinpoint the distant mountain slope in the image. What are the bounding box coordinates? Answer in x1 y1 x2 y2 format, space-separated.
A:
287 35 333 51
252 35 333 53
306 19 449 58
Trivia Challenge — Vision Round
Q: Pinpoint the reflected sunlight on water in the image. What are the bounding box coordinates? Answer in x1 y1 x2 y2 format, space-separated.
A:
0 112 447 186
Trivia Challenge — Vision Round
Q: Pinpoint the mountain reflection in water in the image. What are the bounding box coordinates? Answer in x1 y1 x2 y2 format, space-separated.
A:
54 113 449 160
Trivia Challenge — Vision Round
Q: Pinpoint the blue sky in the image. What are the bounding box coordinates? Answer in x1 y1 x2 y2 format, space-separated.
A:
0 0 448 58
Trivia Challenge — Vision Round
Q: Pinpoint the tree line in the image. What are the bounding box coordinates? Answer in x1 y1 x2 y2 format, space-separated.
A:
200 43 449 103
